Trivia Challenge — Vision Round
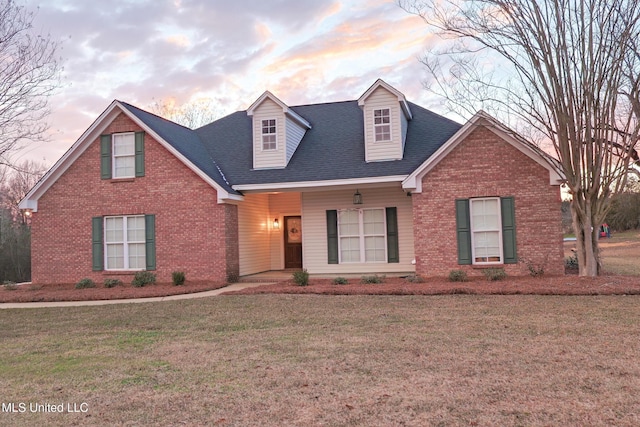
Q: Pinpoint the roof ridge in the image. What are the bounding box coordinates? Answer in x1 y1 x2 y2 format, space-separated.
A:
289 99 357 109
117 100 194 131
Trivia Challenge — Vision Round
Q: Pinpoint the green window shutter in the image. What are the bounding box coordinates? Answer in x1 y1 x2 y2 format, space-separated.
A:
145 214 156 270
92 217 103 271
455 199 472 265
501 197 517 264
326 210 338 264
100 135 112 179
135 131 145 177
386 207 399 263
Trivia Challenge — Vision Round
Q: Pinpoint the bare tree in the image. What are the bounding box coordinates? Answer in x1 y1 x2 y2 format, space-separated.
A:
0 0 61 168
0 160 44 222
150 97 221 129
399 0 640 276
0 160 44 282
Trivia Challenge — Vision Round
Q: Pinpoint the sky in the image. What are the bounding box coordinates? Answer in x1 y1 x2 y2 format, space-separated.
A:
16 0 448 167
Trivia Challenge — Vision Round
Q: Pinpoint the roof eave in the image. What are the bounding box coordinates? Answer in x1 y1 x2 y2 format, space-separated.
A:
357 78 413 120
20 101 239 212
403 111 564 192
247 90 311 129
233 175 408 193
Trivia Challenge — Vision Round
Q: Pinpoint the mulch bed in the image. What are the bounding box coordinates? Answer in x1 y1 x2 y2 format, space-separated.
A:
223 275 640 296
3 275 640 303
0 281 228 303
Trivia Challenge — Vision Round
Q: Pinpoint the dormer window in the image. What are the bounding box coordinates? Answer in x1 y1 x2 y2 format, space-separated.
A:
247 90 310 169
113 133 136 178
262 119 277 150
374 108 391 142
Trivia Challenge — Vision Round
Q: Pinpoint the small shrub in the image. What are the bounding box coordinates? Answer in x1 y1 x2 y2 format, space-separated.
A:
132 271 156 288
565 252 579 271
332 277 349 285
103 278 123 288
448 270 468 282
483 268 507 281
172 271 186 286
3 281 18 291
360 274 385 284
520 256 546 277
527 264 545 277
292 269 309 286
75 278 96 289
405 274 425 283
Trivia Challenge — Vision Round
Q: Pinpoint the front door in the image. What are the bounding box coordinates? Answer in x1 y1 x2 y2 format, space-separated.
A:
284 216 303 269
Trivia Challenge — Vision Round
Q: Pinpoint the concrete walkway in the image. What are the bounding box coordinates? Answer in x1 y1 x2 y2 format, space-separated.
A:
0 282 270 309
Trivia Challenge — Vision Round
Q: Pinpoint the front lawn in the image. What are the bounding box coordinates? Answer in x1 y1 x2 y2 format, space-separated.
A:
1 295 639 426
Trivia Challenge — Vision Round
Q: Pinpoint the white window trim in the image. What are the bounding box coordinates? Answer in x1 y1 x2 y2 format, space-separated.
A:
112 132 136 178
373 108 391 142
337 208 387 264
469 197 503 265
104 215 146 271
261 118 277 151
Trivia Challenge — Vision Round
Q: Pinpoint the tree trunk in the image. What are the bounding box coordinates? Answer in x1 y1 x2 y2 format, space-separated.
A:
570 199 600 276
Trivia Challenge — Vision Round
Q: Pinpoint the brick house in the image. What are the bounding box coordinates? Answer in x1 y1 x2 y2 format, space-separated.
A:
20 79 564 284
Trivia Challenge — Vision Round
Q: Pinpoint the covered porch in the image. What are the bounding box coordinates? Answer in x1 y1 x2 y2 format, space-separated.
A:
235 184 417 278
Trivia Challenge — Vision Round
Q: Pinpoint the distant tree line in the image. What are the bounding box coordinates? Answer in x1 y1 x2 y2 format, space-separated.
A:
564 177 640 233
0 162 44 283
605 178 640 231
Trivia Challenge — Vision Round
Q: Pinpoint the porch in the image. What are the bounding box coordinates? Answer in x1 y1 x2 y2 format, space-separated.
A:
236 186 417 278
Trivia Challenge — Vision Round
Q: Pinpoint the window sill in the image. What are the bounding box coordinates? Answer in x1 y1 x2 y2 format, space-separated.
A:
109 178 135 183
471 264 505 269
102 270 145 275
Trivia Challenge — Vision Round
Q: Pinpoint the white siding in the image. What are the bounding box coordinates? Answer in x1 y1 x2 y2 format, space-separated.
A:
268 192 302 269
301 186 415 274
401 109 408 152
252 99 286 169
362 87 404 162
285 118 306 165
238 193 271 276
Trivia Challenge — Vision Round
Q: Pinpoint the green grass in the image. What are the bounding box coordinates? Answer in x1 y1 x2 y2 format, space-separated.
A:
1 295 640 426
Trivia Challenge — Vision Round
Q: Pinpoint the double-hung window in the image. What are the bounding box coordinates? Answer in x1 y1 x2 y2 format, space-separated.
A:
104 215 146 270
262 119 277 150
456 197 516 265
112 133 136 178
338 208 387 263
470 198 502 263
374 108 391 142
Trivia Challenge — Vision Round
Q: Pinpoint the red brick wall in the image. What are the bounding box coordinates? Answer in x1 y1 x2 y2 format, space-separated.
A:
31 112 239 285
412 126 564 277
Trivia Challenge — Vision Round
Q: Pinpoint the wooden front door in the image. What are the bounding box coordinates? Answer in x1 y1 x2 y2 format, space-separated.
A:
284 216 303 269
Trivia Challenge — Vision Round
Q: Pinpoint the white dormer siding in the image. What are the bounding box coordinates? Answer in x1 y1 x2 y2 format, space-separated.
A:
286 118 306 164
400 109 409 152
247 91 311 170
358 79 412 163
251 98 286 169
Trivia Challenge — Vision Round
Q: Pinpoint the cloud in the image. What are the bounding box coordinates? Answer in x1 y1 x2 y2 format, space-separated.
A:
18 0 445 165
263 7 429 75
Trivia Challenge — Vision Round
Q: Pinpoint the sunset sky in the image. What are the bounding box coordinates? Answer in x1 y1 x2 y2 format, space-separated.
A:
19 0 449 166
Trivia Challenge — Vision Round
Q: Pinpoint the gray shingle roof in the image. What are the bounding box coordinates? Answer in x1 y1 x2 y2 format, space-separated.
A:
195 100 462 186
119 101 238 194
121 99 462 191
